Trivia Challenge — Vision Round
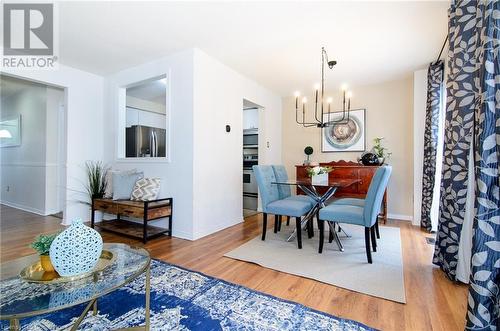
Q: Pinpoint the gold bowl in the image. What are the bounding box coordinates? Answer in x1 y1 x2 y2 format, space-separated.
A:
19 250 114 284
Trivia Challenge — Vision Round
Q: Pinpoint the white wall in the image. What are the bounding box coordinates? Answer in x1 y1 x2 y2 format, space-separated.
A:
103 49 195 239
103 48 282 240
192 49 282 239
413 69 427 226
45 86 65 215
2 65 105 224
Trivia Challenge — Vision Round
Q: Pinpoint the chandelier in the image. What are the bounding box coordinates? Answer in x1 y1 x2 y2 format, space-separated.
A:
294 47 353 128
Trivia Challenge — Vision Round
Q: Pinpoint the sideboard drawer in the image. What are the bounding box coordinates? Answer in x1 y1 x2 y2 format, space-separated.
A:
93 200 117 214
117 205 143 219
357 168 374 194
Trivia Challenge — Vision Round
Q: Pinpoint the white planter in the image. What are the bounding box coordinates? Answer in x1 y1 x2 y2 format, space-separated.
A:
311 173 329 185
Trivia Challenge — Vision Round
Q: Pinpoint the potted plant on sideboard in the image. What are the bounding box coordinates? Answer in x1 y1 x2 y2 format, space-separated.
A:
303 146 314 165
372 137 392 165
84 161 109 222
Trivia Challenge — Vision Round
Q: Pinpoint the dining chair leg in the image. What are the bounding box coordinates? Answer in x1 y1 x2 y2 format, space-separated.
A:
278 215 282 232
317 219 325 253
262 213 267 241
274 215 279 233
375 221 380 239
370 225 377 252
295 217 302 249
307 219 314 238
286 216 290 226
364 227 373 264
329 227 334 243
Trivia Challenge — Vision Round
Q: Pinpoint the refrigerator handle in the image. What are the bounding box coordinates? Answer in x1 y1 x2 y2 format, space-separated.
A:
152 130 157 157
149 130 153 157
155 130 159 157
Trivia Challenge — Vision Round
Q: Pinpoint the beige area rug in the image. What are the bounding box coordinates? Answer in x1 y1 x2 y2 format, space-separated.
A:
224 223 406 303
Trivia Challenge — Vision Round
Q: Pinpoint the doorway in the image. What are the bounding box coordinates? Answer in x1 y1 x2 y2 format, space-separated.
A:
242 99 262 218
0 75 66 220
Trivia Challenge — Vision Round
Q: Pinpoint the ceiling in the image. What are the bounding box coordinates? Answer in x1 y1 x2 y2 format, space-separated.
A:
58 1 449 96
126 78 167 104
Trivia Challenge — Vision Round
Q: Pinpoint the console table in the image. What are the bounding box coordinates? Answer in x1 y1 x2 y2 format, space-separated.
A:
91 198 173 243
296 160 387 223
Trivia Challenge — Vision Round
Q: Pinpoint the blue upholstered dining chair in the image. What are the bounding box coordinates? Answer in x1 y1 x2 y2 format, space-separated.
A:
329 197 381 239
272 165 314 229
253 165 313 249
318 166 392 263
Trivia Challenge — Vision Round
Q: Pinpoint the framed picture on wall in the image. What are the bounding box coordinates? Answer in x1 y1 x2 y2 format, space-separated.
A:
321 108 365 152
0 115 22 148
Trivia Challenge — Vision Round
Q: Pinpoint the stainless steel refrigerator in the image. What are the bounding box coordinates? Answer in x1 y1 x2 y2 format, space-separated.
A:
126 125 166 157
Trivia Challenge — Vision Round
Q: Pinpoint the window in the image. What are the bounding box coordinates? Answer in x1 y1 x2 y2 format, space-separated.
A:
119 75 168 160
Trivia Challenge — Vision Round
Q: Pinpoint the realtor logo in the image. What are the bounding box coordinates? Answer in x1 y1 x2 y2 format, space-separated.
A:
3 3 54 56
2 3 57 69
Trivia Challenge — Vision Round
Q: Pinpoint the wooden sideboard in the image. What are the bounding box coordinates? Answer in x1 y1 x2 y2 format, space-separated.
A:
296 160 387 223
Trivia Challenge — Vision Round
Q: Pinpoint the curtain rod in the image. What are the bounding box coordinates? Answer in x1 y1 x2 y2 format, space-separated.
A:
434 35 449 64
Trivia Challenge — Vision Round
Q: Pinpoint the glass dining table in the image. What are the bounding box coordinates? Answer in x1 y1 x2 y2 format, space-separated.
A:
272 178 360 251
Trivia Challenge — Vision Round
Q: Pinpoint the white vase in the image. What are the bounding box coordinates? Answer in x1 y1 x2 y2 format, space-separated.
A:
311 173 329 185
49 218 103 277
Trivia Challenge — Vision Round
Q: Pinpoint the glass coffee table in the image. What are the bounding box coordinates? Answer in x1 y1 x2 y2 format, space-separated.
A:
0 243 151 331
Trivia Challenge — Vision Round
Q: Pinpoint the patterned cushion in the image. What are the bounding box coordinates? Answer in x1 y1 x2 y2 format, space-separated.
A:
131 178 161 201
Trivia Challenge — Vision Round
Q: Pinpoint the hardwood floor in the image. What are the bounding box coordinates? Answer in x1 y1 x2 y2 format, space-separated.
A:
0 204 468 330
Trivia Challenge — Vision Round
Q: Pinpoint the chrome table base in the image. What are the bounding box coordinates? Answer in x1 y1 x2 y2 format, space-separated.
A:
286 184 347 251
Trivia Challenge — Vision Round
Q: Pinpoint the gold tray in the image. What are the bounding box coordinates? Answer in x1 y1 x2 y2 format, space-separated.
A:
19 250 115 284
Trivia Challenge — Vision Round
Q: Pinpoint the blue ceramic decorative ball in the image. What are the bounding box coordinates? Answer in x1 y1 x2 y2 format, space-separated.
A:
49 218 103 277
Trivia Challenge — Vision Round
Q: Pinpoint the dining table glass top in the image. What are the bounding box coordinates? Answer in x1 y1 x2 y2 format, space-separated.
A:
0 243 150 319
272 178 360 188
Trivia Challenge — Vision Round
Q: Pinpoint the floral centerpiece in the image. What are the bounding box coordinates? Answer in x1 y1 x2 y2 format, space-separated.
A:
30 233 59 272
306 166 333 185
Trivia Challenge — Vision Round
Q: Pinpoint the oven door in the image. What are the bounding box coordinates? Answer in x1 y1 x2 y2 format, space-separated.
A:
243 134 258 147
243 168 258 194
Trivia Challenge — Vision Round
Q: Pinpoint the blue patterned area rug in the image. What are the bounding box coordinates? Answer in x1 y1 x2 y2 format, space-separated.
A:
4 260 375 330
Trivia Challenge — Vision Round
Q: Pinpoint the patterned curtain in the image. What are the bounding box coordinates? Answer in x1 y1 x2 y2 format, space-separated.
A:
433 1 475 281
433 1 499 329
420 61 444 232
467 1 499 329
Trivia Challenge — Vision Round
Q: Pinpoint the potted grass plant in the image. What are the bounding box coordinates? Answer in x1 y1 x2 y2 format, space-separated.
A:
84 161 110 221
30 233 59 272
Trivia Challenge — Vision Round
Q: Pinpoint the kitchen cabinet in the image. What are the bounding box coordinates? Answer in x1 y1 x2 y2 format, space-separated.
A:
138 110 166 129
126 107 166 129
243 108 258 130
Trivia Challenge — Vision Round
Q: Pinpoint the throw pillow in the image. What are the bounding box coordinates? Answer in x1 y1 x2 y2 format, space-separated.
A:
131 178 161 201
105 169 137 198
112 171 144 200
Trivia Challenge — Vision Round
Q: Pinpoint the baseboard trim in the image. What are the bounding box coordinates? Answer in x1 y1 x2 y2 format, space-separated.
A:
0 201 47 216
387 213 413 222
193 217 244 241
